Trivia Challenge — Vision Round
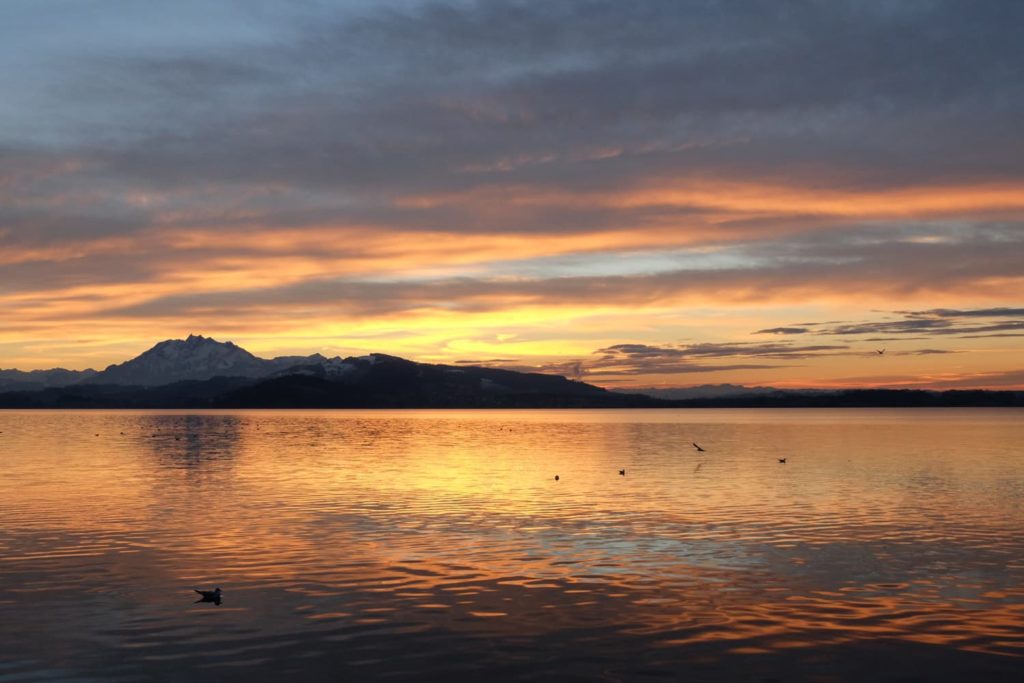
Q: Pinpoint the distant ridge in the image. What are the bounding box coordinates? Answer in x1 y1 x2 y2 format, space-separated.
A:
0 367 98 392
617 384 787 400
1 335 1021 408
0 335 658 408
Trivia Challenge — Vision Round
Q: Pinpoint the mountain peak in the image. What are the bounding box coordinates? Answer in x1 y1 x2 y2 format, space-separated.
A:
91 334 264 386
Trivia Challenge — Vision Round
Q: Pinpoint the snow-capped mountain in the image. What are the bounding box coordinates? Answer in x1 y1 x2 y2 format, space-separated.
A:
87 334 288 386
3 335 640 407
11 335 433 388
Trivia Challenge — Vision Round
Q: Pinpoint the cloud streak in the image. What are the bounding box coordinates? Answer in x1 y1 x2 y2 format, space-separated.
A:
757 307 1024 340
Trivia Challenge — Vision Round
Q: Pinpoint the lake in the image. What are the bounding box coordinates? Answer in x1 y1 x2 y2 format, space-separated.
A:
1 409 1022 682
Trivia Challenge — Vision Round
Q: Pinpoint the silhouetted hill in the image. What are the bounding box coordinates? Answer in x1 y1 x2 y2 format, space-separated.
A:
0 367 98 391
0 352 659 409
0 335 1020 409
216 358 658 408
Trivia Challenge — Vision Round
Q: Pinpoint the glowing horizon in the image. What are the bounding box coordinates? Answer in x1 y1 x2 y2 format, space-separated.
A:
1 1 1021 390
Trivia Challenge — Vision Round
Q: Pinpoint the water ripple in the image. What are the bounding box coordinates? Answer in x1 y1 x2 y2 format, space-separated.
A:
1 408 1022 681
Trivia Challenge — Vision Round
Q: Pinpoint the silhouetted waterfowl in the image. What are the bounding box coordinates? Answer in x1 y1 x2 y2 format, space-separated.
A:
778 458 787 463
175 436 180 441
619 469 626 476
194 587 222 605
692 442 705 452
554 475 560 481
876 348 886 355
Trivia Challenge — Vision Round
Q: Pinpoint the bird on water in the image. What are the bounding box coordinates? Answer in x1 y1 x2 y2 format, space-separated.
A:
554 475 560 481
194 588 222 604
619 469 625 476
692 442 705 452
778 458 787 464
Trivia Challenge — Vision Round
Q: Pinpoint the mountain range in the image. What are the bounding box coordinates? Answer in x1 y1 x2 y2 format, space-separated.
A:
1 335 1020 408
0 335 658 408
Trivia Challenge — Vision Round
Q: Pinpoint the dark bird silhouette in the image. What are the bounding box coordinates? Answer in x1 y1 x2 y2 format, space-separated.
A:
778 458 787 464
876 348 886 355
692 442 705 452
693 462 703 473
194 588 222 605
175 436 180 441
554 475 560 481
619 469 626 476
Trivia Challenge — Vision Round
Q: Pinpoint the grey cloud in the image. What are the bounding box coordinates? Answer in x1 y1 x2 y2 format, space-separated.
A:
896 349 957 356
906 307 1024 319
755 327 809 335
595 342 850 362
957 333 1024 339
764 303 1024 340
3 0 1023 247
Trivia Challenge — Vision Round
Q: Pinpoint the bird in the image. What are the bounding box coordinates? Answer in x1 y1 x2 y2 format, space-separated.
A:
194 588 222 604
778 458 787 464
554 475 560 481
692 442 705 452
693 462 703 474
619 469 626 476
876 348 886 355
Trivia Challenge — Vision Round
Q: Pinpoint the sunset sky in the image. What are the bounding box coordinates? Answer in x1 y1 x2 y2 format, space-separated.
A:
1 0 1022 389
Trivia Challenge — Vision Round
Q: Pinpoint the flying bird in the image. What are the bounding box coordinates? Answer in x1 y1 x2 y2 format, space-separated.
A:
692 442 705 452
876 349 886 355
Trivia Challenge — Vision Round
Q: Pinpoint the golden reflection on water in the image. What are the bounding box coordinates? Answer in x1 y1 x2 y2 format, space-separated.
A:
1 409 1023 681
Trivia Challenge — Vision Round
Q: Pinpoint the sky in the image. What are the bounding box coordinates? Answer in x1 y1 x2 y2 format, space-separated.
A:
1 0 1022 389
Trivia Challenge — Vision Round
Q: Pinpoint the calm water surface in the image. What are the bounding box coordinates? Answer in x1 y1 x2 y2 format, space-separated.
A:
1 409 1022 682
